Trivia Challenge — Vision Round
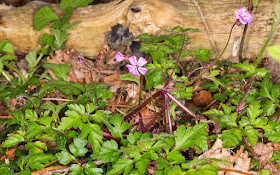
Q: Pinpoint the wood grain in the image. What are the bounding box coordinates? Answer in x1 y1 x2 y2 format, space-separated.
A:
0 0 278 59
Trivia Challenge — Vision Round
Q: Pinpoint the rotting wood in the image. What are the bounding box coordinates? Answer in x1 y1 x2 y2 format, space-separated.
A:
0 0 278 59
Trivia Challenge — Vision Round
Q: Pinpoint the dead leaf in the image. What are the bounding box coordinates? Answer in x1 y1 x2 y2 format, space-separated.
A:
193 90 213 107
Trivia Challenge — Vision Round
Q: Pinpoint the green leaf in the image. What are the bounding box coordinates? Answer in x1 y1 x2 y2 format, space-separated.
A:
80 123 103 155
203 109 224 118
268 44 280 62
59 0 93 10
60 21 81 33
262 99 276 116
26 154 56 170
167 150 186 164
186 164 219 175
119 73 140 86
26 50 37 70
56 132 67 151
24 108 38 121
1 55 16 61
33 6 59 31
265 122 280 142
39 33 55 47
58 111 83 130
0 40 14 53
84 161 104 175
43 63 71 81
247 101 263 123
157 157 168 169
56 150 75 165
97 140 119 162
25 122 45 140
25 141 47 154
174 123 208 151
69 164 83 175
172 83 193 101
135 159 149 175
107 158 133 175
69 137 88 157
244 126 259 147
1 131 25 147
109 115 130 139
260 75 280 102
221 129 242 147
142 150 158 160
127 132 143 145
51 29 70 50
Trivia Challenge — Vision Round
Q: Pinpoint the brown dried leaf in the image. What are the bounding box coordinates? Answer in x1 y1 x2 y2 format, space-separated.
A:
193 90 213 107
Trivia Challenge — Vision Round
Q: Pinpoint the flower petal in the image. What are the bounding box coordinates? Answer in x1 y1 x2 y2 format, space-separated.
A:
137 57 147 66
138 67 148 75
126 64 140 76
116 52 124 63
128 55 138 65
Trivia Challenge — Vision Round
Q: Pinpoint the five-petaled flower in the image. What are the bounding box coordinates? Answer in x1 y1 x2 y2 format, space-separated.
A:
126 56 148 76
115 52 130 63
235 7 253 25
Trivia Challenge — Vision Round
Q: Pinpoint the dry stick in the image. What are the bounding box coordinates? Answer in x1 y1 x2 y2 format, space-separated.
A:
239 0 254 61
108 104 133 108
41 98 74 102
225 145 244 175
192 0 218 54
219 168 256 175
170 22 236 91
243 136 266 170
144 75 164 131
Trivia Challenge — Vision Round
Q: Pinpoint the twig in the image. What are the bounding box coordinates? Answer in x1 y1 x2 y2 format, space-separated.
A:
192 0 218 54
243 136 266 170
41 98 74 102
170 22 236 91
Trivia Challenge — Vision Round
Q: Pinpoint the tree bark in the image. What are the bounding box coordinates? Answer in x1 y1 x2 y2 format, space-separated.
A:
0 0 278 59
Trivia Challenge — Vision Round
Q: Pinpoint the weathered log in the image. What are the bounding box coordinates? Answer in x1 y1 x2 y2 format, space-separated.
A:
0 0 278 59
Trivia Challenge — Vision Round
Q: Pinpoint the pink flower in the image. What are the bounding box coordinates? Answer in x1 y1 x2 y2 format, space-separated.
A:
235 7 253 25
115 52 124 63
8 99 17 106
126 56 148 76
74 57 83 64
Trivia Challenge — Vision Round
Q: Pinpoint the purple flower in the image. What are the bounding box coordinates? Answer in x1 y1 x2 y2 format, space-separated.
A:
235 7 253 25
126 56 148 76
116 52 124 63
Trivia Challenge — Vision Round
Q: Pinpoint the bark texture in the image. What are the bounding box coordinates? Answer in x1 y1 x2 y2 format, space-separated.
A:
0 0 278 59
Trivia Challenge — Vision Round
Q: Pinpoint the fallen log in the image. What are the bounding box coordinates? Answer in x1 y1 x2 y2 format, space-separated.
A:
0 0 278 59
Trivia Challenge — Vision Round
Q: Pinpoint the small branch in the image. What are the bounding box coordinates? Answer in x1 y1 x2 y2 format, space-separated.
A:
164 33 186 87
236 75 254 114
192 0 218 54
124 90 163 120
243 136 266 170
170 22 236 91
164 91 197 118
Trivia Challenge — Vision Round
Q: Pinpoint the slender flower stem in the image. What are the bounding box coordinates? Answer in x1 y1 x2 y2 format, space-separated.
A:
23 96 43 118
243 136 265 170
90 70 99 106
236 75 255 114
164 33 186 88
124 90 163 120
170 22 236 91
3 63 26 84
144 75 164 131
165 95 173 133
164 91 197 118
185 56 197 76
161 94 169 132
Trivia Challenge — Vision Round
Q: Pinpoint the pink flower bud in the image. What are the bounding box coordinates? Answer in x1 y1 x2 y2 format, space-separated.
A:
9 99 17 106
